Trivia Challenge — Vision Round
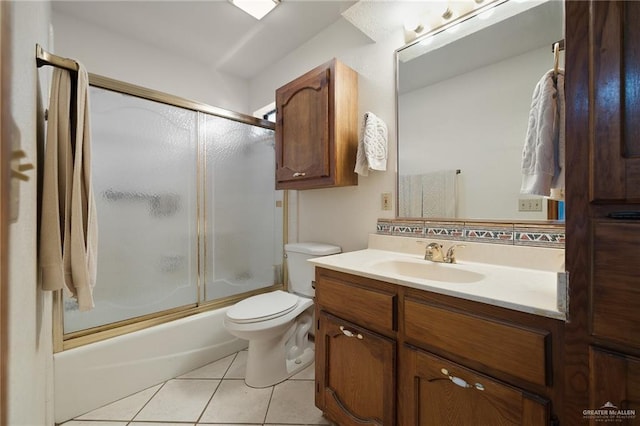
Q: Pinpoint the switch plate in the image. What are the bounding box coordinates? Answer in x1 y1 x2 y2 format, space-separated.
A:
381 192 392 210
518 198 543 212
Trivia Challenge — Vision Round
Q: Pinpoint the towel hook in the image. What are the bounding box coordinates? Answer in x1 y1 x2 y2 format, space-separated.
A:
553 42 560 77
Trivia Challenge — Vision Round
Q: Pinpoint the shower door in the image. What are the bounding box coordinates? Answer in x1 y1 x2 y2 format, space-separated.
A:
202 114 283 301
62 81 280 336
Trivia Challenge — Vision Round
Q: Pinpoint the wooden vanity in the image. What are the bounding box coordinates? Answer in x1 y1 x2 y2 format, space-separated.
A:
314 267 564 425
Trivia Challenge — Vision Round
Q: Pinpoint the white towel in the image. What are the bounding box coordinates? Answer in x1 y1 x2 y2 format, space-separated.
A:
40 63 98 311
521 69 565 199
398 175 423 217
422 170 457 218
355 111 388 176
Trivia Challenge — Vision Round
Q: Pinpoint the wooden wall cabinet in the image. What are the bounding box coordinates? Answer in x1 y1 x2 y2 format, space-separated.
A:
314 268 562 425
275 58 358 190
565 1 640 423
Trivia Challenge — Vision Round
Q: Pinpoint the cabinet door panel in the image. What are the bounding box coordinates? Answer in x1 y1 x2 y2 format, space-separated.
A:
589 347 640 425
276 67 330 184
316 312 395 426
592 222 640 348
591 1 640 201
401 346 549 426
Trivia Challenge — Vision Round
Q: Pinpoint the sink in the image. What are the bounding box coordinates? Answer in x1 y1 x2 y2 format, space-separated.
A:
370 259 485 284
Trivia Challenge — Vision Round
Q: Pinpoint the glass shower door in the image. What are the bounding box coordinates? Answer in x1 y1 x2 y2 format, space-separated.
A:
202 114 282 301
63 87 199 334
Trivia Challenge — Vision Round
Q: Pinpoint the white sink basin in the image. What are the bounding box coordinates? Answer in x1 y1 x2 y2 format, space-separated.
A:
370 259 484 284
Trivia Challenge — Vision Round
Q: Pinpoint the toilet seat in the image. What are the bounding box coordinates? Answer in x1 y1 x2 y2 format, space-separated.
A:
226 290 299 324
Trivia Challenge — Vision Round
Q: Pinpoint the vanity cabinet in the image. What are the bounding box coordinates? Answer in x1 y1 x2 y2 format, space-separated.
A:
315 268 397 426
314 267 563 425
275 58 358 190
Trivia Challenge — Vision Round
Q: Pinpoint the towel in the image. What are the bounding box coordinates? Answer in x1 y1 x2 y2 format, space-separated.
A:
355 111 388 176
40 63 98 311
398 175 423 217
520 69 565 199
422 170 457 218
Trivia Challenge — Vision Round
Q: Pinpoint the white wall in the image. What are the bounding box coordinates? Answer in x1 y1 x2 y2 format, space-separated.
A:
7 1 54 424
249 19 403 252
52 11 250 114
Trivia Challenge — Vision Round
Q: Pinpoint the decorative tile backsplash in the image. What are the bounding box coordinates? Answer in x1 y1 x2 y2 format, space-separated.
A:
377 219 565 249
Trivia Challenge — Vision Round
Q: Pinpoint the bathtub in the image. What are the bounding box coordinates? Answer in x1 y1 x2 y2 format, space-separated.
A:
54 307 247 423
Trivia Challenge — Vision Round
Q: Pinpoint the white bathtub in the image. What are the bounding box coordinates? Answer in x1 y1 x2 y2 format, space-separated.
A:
54 307 247 423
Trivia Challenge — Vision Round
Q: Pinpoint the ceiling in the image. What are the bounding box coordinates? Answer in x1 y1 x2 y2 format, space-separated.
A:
51 0 450 81
51 0 358 80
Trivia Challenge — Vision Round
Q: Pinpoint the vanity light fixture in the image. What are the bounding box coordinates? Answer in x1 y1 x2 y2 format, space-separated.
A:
230 0 280 20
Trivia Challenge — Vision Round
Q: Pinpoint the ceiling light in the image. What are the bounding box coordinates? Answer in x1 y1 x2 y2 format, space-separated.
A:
230 0 280 20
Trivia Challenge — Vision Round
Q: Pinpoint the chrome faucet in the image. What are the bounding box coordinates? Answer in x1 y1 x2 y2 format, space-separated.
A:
424 243 466 263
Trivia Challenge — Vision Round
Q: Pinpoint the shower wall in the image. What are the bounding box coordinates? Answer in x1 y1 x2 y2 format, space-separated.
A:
63 84 280 335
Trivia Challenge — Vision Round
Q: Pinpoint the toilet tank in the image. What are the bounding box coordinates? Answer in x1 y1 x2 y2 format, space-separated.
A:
285 242 341 297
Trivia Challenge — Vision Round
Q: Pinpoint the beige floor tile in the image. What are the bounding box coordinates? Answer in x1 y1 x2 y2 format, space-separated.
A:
75 384 161 421
60 422 127 426
199 379 272 424
223 349 247 379
178 353 237 379
130 423 195 426
133 379 219 422
265 380 328 425
289 362 315 380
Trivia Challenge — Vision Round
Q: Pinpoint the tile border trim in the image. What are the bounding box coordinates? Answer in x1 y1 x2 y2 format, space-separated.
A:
377 219 565 249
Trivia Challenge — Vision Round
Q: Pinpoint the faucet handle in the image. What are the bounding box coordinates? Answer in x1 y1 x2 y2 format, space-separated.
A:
445 244 466 263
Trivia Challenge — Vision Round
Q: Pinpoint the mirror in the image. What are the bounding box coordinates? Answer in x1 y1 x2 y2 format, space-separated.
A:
396 0 564 221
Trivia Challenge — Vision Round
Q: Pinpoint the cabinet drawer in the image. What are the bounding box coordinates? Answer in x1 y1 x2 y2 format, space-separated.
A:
404 298 551 386
403 347 550 426
316 271 396 334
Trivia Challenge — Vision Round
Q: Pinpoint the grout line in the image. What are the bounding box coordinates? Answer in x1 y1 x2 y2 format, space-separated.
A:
262 383 276 425
128 381 168 423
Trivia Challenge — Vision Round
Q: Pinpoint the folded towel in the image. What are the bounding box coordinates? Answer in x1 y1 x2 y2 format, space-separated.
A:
399 175 423 217
355 111 388 176
422 170 457 218
521 69 565 199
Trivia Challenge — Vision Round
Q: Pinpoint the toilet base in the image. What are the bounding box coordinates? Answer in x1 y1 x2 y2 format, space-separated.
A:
245 325 314 388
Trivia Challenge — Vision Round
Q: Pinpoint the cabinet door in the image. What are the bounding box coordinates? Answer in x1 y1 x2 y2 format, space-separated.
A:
399 346 549 426
589 347 640 425
316 312 395 426
275 65 330 186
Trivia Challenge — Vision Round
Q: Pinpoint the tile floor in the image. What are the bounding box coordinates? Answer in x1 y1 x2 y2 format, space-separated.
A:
60 350 330 426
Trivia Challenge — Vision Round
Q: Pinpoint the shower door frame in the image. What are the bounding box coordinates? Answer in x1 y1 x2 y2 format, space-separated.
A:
53 74 287 352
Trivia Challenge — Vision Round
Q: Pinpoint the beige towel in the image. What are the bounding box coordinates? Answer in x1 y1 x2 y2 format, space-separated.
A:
40 64 98 311
422 170 457 218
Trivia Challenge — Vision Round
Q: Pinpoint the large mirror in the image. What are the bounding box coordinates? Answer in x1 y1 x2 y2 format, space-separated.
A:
396 0 564 221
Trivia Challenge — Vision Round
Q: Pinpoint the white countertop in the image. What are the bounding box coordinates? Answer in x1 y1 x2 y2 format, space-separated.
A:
309 248 566 321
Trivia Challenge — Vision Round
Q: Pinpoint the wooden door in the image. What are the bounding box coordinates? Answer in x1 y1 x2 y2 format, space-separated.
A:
316 312 396 426
400 346 550 426
275 63 330 187
565 1 640 423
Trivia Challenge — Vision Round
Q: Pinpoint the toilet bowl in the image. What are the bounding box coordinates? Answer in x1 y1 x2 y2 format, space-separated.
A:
223 242 341 388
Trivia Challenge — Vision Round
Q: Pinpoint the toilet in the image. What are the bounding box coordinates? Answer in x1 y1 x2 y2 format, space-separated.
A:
223 242 341 388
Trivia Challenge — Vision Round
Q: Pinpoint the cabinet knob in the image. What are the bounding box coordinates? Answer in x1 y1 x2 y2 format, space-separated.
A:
292 172 306 177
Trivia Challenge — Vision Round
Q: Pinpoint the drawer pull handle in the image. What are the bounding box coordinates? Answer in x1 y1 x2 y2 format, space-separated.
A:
293 172 306 177
441 368 484 391
340 326 363 340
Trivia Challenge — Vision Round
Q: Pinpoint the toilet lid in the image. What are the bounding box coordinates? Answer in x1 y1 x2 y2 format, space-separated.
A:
226 290 299 324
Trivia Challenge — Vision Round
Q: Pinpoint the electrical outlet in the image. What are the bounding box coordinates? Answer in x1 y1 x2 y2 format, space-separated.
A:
518 198 543 212
381 192 392 210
